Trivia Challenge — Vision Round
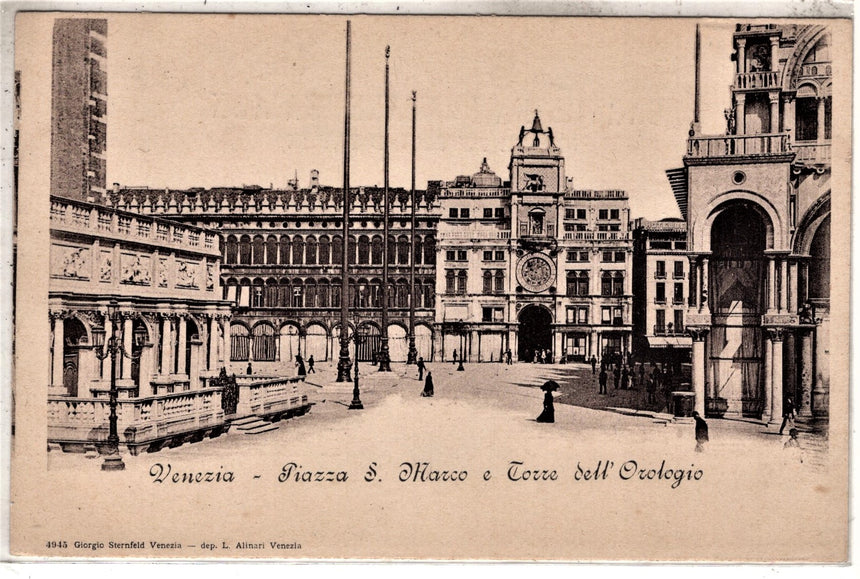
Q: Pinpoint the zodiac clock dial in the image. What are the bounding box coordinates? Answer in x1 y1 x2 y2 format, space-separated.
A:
517 253 555 293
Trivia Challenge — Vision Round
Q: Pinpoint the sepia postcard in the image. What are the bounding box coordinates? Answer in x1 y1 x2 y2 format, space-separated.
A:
8 10 852 562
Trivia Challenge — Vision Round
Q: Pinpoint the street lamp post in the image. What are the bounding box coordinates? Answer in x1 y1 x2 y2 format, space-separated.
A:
337 20 353 382
457 320 466 372
378 45 392 372
92 300 126 471
349 322 365 410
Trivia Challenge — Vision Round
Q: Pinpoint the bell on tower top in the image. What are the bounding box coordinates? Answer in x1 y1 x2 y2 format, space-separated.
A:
531 110 543 133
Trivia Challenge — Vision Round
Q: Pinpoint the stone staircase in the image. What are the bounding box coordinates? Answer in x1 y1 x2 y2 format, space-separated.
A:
229 415 279 435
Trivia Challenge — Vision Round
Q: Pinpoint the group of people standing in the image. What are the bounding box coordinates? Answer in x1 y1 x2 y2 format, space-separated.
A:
593 355 679 409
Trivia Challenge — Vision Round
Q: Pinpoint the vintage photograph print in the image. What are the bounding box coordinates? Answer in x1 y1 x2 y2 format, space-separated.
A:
10 13 850 561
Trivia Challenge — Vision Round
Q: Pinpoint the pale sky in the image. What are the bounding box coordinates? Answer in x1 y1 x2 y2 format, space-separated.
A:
19 14 738 219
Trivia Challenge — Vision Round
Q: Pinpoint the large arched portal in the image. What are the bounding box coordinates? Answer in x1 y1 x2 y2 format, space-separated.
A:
708 202 768 417
518 305 553 362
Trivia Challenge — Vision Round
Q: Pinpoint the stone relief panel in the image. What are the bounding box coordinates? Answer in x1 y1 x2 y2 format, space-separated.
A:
158 258 169 288
52 244 91 280
99 250 112 283
176 259 200 289
120 253 152 285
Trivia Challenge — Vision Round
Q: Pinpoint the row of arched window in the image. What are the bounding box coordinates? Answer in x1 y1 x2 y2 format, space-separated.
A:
565 271 625 297
223 234 436 267
224 277 436 310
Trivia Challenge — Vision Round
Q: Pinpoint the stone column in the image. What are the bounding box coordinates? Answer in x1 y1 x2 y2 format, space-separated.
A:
784 97 795 138
769 36 779 74
138 343 154 397
735 94 746 135
788 260 797 313
208 316 218 370
798 330 814 418
737 38 746 74
51 314 65 390
762 332 772 423
779 258 788 312
767 256 777 312
812 320 829 419
769 92 780 133
553 331 563 364
816 97 826 142
690 329 708 416
162 316 174 376
176 315 188 375
121 315 133 381
189 338 202 389
769 329 784 426
785 331 797 416
701 257 709 312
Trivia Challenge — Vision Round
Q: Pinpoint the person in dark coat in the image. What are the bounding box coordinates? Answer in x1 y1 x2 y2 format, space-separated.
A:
295 354 306 377
621 366 629 390
613 366 621 389
307 355 316 373
246 362 253 375
779 396 796 435
590 355 597 375
693 411 709 452
416 356 426 381
598 367 608 395
421 371 434 397
452 349 458 365
536 380 558 423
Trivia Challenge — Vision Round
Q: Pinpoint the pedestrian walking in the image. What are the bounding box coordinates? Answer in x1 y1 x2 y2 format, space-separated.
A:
307 355 316 373
421 371 434 397
693 411 709 452
590 355 597 375
621 366 629 390
246 362 253 375
613 366 620 389
416 356 426 381
646 376 657 404
295 354 306 377
540 349 547 364
599 367 608 395
783 428 803 463
452 349 458 365
779 396 796 435
536 380 558 423
505 349 513 365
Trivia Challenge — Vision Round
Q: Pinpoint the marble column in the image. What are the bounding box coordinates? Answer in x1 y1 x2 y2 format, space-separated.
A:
784 97 795 138
779 258 788 312
769 330 784 426
767 257 777 312
121 316 133 381
162 316 174 376
798 330 814 417
735 94 746 135
176 315 188 375
208 316 218 371
817 97 826 142
762 333 772 423
769 37 779 75
788 260 798 313
138 343 154 397
690 329 708 416
51 315 65 390
737 38 746 74
769 93 780 133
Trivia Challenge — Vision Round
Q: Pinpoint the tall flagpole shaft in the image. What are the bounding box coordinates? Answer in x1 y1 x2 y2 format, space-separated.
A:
406 90 418 365
337 20 353 382
378 45 392 372
693 24 701 126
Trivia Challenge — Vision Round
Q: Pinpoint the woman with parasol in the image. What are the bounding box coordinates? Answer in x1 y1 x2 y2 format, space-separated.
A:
536 380 559 423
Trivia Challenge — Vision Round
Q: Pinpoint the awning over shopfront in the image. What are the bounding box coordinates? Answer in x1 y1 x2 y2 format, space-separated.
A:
647 335 692 348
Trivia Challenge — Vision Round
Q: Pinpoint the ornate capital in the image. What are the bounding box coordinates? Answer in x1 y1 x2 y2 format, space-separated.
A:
49 309 68 320
687 327 710 342
766 327 787 342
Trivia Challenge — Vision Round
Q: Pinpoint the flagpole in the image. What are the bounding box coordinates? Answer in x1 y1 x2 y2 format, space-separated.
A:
378 45 392 372
337 20 353 383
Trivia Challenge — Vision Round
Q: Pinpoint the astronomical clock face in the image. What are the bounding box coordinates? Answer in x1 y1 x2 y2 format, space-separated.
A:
516 253 555 293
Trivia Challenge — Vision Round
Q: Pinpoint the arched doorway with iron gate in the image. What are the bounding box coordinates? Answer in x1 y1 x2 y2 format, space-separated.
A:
518 305 553 362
